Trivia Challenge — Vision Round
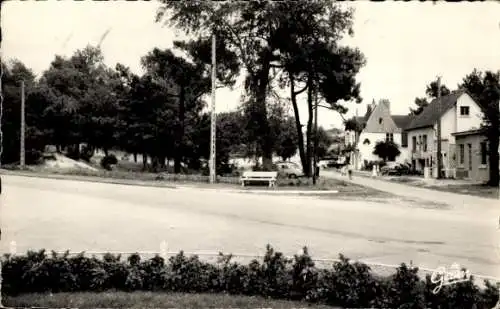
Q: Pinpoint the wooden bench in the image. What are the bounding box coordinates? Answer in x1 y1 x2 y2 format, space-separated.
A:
240 171 278 187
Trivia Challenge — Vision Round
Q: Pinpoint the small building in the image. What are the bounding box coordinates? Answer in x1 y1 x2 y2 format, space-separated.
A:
452 128 490 183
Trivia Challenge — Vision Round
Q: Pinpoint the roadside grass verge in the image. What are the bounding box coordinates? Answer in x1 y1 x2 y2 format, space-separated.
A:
3 291 339 309
1 165 387 196
422 183 499 200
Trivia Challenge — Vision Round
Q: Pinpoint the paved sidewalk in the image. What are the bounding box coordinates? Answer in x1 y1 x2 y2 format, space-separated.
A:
322 170 499 212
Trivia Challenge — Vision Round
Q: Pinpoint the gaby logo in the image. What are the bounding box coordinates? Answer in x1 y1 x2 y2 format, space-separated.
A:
430 263 472 294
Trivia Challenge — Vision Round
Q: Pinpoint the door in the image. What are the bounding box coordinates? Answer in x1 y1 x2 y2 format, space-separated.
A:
467 144 472 171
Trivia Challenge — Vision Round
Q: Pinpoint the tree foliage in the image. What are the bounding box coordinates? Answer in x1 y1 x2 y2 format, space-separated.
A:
159 1 365 174
410 79 451 115
373 140 401 162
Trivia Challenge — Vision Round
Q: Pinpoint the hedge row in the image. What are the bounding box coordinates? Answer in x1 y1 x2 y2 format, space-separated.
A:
2 245 498 308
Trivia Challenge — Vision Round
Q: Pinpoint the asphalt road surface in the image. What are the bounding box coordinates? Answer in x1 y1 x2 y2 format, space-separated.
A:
1 175 499 281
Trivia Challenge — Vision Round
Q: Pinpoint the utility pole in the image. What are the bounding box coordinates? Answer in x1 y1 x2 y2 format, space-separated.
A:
20 80 25 169
209 34 217 184
313 90 319 185
436 76 442 179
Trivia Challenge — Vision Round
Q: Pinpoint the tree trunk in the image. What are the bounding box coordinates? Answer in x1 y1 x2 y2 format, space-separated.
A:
488 127 499 187
142 153 148 171
133 153 137 163
174 87 186 174
254 53 273 170
104 148 109 156
289 76 308 176
305 76 314 177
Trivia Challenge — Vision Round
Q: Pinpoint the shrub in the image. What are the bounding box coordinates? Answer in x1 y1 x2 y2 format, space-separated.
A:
100 154 118 171
1 245 498 308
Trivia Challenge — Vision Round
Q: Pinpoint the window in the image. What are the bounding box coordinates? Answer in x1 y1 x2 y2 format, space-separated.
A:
480 141 488 165
423 134 428 152
418 135 422 151
460 106 470 116
412 136 417 151
363 138 370 145
385 133 394 142
459 144 465 164
379 118 383 124
468 144 472 171
401 132 408 147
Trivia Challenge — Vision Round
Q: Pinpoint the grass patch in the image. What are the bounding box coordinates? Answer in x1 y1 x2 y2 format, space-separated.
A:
4 292 339 309
424 183 499 199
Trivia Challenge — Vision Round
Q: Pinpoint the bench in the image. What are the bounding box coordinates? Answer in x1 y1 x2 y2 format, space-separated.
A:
240 171 278 187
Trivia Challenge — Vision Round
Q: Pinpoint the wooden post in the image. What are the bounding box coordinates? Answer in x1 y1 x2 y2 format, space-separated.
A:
20 80 25 169
436 77 442 179
209 34 217 184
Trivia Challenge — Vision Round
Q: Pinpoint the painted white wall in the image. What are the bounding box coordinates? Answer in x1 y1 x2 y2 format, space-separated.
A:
456 93 484 133
356 132 409 166
344 130 357 145
436 106 457 144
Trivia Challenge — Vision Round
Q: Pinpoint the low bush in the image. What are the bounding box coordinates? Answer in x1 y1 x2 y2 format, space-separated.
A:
100 154 118 171
1 245 498 308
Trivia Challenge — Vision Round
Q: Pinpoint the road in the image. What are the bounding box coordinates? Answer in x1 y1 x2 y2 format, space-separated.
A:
1 174 499 281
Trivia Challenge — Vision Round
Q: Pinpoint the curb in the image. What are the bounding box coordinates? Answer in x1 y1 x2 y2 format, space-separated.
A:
0 170 178 189
228 189 339 195
1 171 339 196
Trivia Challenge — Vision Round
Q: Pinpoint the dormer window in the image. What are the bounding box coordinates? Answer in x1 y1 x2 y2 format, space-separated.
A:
460 106 470 116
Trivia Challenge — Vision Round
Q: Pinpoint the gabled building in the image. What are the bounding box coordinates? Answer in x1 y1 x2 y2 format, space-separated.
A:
404 90 484 178
346 99 413 170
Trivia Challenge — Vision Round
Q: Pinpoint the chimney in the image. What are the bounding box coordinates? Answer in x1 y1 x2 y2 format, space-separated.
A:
371 98 376 110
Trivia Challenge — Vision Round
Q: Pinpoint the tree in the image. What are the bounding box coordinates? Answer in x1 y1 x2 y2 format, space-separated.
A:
272 2 365 175
410 79 451 115
159 1 279 169
459 69 500 187
343 116 365 162
426 80 451 98
141 48 209 173
40 46 121 158
275 116 299 161
410 97 429 116
373 140 401 162
314 126 334 160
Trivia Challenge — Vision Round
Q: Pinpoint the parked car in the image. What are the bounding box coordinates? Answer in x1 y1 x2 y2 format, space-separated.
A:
275 161 304 178
380 162 412 176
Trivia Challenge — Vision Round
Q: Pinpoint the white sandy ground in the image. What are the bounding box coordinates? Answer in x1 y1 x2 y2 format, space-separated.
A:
41 153 98 172
0 174 499 283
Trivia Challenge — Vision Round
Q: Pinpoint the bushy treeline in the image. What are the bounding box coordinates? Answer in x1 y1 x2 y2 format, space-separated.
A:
2 245 498 308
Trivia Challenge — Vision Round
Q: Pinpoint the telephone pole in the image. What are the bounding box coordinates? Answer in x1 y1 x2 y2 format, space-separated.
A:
20 80 25 169
436 76 442 179
209 34 217 184
312 90 319 185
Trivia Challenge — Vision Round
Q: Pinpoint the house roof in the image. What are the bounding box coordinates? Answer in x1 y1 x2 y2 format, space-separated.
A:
391 115 413 130
451 128 486 137
405 90 465 131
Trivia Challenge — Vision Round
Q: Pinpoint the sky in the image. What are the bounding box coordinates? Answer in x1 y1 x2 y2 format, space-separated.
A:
2 1 499 130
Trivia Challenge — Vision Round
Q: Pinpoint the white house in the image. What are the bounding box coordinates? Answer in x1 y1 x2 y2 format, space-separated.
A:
346 100 413 170
404 90 484 178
